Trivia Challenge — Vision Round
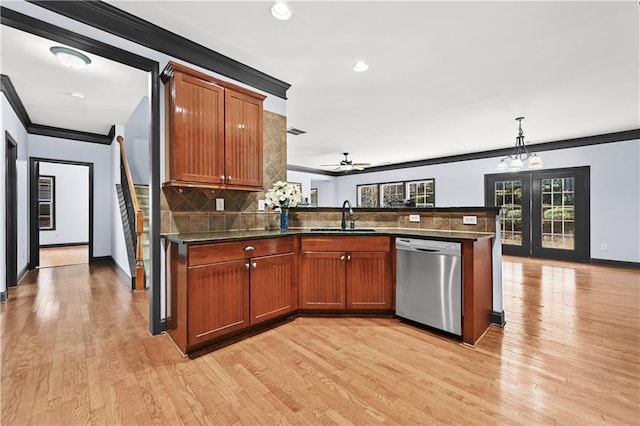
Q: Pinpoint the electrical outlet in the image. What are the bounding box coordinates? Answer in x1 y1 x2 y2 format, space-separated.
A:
409 214 420 223
601 243 608 251
463 215 478 225
258 200 266 211
216 198 224 211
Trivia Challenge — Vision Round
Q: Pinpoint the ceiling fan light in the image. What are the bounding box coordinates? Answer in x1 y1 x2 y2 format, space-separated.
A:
528 154 543 169
50 46 91 69
270 2 292 20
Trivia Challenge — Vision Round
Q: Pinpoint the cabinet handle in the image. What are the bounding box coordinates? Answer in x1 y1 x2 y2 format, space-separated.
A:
245 262 250 269
227 175 232 183
221 175 226 183
347 254 351 261
340 255 345 261
244 245 255 251
252 262 257 268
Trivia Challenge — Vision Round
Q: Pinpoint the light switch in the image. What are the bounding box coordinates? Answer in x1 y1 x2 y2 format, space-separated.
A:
409 214 420 223
258 200 266 211
216 198 224 211
463 216 478 225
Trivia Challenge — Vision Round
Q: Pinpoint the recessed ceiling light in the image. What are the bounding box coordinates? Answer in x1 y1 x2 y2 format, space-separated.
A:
270 2 292 20
352 61 369 72
71 92 85 99
50 46 91 69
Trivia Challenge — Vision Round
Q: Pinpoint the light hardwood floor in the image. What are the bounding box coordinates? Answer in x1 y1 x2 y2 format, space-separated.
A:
39 245 88 268
1 257 638 424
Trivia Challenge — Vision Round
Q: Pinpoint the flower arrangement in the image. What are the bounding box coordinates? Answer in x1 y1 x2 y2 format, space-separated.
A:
265 180 302 210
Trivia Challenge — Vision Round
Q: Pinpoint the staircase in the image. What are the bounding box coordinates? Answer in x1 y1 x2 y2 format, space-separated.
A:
116 135 146 291
134 185 150 283
116 184 137 277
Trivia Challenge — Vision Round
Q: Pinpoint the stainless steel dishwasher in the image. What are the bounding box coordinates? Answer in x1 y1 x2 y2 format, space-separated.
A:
395 238 462 336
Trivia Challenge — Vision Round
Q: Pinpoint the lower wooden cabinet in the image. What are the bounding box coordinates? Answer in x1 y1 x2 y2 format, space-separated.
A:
250 252 295 325
166 233 493 354
166 237 295 354
300 236 393 311
187 259 249 345
346 251 392 309
300 252 346 309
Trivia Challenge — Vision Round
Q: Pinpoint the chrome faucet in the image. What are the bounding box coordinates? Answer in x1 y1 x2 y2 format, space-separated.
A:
341 200 353 230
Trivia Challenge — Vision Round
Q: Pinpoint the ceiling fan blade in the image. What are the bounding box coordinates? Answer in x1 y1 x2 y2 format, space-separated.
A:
352 162 371 166
320 163 340 167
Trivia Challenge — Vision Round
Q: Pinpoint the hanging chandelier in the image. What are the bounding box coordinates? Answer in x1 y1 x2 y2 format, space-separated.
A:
497 117 543 171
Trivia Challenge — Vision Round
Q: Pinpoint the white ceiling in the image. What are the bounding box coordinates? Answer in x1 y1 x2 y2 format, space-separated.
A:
3 1 639 170
0 25 148 135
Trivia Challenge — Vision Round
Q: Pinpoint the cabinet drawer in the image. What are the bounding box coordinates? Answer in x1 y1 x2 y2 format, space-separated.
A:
301 236 390 252
189 237 294 266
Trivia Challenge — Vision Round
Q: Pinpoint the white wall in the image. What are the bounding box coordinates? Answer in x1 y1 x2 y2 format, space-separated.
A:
124 96 150 185
28 134 113 258
1 94 29 295
39 162 89 246
295 139 640 263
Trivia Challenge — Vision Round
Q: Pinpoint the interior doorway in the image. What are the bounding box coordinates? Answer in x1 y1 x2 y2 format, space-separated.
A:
4 6 162 334
485 166 590 262
4 132 18 294
29 158 93 269
36 161 90 268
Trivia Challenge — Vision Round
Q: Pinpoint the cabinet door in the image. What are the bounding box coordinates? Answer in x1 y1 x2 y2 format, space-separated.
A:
300 252 346 310
346 251 393 310
224 89 263 188
187 259 249 345
250 253 294 325
172 72 225 184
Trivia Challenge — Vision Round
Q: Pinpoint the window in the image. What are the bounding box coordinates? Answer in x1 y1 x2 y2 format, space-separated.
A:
38 176 55 230
380 182 404 207
357 184 378 207
357 178 436 208
406 179 435 207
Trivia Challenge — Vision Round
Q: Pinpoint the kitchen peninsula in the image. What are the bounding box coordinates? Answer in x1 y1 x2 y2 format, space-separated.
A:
163 207 500 356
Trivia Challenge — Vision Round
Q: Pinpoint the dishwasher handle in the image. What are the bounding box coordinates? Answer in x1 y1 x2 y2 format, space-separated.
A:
414 247 440 253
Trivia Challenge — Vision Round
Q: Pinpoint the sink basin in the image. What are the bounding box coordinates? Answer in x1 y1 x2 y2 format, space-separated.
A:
310 227 376 233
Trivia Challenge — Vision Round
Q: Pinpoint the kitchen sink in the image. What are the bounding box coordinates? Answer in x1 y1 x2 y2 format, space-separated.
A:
310 227 376 233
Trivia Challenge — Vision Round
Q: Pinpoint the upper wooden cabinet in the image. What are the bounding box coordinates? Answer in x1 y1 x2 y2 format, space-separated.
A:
162 61 266 190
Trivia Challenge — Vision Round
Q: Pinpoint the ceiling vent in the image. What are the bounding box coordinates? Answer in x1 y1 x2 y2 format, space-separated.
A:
287 127 306 136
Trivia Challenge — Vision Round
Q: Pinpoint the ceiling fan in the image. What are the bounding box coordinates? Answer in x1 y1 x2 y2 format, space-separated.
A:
321 152 372 171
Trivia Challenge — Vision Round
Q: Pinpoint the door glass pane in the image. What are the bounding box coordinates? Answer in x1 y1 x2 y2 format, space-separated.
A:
495 180 522 246
541 177 575 250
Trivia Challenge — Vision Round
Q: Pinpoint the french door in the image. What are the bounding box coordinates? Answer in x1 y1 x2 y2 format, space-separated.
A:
485 167 590 262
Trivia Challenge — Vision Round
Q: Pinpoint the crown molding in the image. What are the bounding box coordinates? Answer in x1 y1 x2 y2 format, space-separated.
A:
1 73 31 129
29 124 112 145
28 0 291 99
2 74 112 144
289 128 640 176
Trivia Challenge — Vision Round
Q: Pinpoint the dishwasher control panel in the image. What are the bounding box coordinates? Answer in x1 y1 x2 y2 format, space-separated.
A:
396 238 461 256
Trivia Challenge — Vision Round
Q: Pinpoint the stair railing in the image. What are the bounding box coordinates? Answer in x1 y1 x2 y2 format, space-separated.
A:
117 135 145 291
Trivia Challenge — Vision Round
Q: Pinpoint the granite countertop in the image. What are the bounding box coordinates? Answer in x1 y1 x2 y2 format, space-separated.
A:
162 227 495 244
